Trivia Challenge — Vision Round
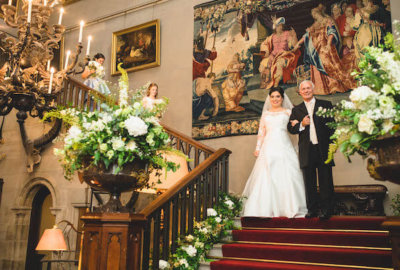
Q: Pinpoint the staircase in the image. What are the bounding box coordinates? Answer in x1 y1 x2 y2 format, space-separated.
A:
208 216 393 270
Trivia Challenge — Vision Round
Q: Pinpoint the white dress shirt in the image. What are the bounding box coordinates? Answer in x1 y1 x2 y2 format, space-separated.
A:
300 98 318 144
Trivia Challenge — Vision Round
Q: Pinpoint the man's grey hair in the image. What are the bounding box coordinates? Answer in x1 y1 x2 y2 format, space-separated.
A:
299 80 315 90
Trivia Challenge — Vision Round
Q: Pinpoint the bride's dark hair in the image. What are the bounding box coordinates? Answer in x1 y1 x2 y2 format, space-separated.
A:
268 87 284 98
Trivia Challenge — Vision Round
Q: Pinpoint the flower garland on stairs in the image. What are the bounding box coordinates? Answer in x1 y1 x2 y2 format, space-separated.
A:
158 192 243 270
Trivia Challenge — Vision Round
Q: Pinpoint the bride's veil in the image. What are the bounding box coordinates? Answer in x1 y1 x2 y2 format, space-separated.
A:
260 92 299 151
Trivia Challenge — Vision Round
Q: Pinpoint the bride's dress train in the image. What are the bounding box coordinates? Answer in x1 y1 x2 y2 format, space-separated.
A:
242 110 307 218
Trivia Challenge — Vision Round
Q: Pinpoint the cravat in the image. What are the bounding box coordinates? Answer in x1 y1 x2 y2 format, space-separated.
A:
306 101 318 144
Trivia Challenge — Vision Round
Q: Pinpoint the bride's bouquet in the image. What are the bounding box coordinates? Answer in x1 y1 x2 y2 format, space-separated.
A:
87 60 105 78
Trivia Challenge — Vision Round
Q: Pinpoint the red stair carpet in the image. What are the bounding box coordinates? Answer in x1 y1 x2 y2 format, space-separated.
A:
210 216 393 270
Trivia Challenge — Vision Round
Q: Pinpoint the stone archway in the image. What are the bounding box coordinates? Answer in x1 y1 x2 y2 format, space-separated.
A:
6 178 60 270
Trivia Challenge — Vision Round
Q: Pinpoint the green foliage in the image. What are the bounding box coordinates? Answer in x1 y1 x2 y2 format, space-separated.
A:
391 194 400 216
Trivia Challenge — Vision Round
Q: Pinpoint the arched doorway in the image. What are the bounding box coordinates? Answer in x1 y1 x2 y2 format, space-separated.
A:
24 185 55 270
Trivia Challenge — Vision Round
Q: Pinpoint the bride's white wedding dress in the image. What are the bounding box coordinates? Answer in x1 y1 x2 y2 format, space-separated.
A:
242 109 307 218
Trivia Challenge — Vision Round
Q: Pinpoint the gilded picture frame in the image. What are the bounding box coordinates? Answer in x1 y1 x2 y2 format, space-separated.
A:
111 19 160 76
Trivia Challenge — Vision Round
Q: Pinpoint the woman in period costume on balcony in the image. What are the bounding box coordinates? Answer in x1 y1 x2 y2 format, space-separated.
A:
142 83 163 111
258 16 300 90
294 7 356 95
81 53 111 96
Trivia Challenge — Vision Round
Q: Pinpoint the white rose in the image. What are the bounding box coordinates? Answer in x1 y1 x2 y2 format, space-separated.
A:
111 137 125 151
224 199 234 209
199 227 208 234
358 115 375 134
349 86 378 105
126 140 137 151
159 260 170 270
207 208 217 216
92 120 106 132
68 125 82 138
101 114 113 123
381 84 395 95
124 116 148 137
182 245 197 257
382 119 394 133
215 217 222 223
133 102 141 110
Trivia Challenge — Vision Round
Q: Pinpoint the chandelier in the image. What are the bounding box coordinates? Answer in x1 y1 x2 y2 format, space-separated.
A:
0 0 88 171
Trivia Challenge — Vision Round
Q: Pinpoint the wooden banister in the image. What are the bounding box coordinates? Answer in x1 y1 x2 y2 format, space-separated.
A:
140 148 230 217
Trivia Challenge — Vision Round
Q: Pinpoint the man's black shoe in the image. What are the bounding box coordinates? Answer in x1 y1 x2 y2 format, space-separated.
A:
305 211 318 218
319 211 332 220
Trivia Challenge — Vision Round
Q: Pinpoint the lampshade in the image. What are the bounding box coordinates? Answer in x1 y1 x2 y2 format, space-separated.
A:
36 225 67 251
147 152 189 190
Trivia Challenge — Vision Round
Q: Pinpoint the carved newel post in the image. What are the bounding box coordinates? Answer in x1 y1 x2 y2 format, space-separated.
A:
80 213 146 270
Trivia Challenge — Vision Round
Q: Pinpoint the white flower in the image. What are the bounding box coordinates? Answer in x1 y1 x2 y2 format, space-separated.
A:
159 260 170 270
382 119 394 133
64 125 82 145
349 86 378 107
178 258 188 267
124 116 148 137
101 114 113 124
91 120 106 132
182 245 197 257
224 199 234 209
215 217 222 223
185 234 194 242
379 95 396 112
126 140 137 151
341 100 355 110
207 208 217 216
194 241 204 249
133 102 141 110
199 227 208 234
111 137 125 151
99 143 108 152
358 114 375 134
365 109 383 121
381 84 395 95
106 150 114 159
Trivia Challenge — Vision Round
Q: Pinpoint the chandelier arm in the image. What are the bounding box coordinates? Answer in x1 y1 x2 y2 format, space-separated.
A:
33 118 62 148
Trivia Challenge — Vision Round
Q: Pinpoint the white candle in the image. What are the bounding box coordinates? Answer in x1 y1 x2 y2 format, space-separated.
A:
64 50 71 70
27 0 33 23
47 60 50 71
43 0 47 6
78 21 84 43
48 67 54 94
8 0 12 6
58 8 64 25
86 35 92 56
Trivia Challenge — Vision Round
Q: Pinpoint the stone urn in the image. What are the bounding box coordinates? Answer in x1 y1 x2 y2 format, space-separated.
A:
367 133 400 184
80 160 149 212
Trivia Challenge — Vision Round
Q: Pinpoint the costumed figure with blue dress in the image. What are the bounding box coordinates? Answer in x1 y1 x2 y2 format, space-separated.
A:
82 53 111 96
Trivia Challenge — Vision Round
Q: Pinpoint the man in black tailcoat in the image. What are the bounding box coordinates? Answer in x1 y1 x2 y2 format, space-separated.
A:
287 80 335 219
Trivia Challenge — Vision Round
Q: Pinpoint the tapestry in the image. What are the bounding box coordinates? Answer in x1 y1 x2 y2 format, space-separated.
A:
192 0 392 140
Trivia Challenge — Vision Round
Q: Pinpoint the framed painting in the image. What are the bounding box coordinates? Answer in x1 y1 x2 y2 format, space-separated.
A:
111 19 160 76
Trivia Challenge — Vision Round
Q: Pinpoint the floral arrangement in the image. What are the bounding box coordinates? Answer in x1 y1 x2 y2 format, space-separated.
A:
317 22 400 162
45 65 179 181
158 193 243 270
87 60 105 78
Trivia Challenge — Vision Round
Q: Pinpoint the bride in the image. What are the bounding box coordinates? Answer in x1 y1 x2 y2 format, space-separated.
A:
242 87 307 217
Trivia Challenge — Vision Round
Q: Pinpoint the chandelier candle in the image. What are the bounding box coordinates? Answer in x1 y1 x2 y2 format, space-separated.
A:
46 60 50 71
8 0 11 6
48 67 54 94
43 0 47 6
58 8 64 25
78 21 84 43
86 35 92 56
64 50 70 70
27 0 32 23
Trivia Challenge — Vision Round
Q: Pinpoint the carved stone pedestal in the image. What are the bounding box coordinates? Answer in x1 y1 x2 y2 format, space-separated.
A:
382 217 400 270
80 213 146 270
